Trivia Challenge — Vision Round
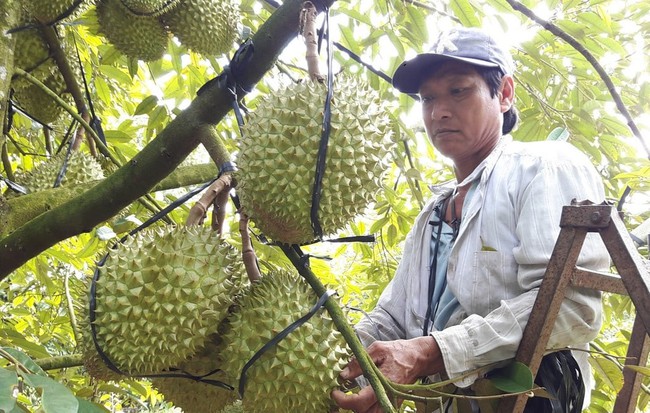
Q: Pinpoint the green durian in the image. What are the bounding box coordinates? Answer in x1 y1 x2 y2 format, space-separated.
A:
152 338 237 413
235 76 393 244
16 151 104 193
162 0 239 56
220 271 350 413
13 28 50 74
24 0 86 24
79 226 248 378
219 400 243 413
96 0 169 61
118 0 182 16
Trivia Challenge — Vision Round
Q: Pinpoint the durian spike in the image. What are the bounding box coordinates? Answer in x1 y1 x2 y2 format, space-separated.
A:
186 174 231 228
299 1 323 83
239 213 261 282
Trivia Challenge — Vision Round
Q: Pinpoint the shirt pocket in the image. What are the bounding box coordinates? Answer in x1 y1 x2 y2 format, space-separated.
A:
465 250 519 315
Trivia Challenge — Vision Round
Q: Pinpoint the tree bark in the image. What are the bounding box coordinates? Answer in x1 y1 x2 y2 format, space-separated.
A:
0 0 336 278
0 0 19 135
0 162 218 237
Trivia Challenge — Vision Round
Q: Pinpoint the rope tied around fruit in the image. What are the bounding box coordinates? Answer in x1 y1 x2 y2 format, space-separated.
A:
117 0 181 16
300 1 334 241
237 288 336 398
88 172 235 388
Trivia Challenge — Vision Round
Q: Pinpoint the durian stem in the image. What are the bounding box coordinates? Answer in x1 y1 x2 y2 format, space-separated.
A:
279 244 397 413
35 354 84 371
300 1 324 82
240 214 262 282
186 174 232 226
212 182 230 233
40 25 97 157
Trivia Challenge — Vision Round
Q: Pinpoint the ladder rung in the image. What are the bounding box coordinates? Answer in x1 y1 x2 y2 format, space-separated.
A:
571 267 627 295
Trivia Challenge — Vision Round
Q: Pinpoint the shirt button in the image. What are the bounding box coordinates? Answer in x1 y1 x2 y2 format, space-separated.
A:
472 340 479 347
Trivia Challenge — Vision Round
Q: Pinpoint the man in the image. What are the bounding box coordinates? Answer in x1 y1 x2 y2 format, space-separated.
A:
332 27 609 412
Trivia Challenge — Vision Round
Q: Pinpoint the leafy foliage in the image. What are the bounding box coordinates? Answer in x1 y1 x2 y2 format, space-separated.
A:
0 0 648 412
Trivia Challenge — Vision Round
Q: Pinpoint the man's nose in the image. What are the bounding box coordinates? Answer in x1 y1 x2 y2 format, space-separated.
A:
430 100 452 121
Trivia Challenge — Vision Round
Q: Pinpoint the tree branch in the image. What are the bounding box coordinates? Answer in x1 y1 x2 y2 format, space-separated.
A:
0 162 218 238
35 354 84 371
505 0 650 159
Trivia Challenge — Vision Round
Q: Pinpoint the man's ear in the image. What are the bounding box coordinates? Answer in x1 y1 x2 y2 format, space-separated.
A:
498 75 515 113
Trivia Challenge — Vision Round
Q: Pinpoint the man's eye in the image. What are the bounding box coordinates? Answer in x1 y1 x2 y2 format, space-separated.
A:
420 96 434 103
451 88 466 95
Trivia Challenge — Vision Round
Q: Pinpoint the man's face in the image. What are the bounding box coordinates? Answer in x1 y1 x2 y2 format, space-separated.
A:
418 60 509 166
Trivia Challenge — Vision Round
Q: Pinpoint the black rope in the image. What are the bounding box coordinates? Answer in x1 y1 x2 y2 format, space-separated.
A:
9 100 55 131
0 174 28 194
88 168 232 382
309 7 334 240
118 0 180 16
53 130 76 188
73 33 109 154
238 289 336 398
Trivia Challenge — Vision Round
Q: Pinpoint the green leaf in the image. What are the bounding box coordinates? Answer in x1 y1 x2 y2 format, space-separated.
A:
22 374 78 413
103 130 133 144
546 127 570 141
76 397 109 413
625 365 650 376
450 0 481 27
488 361 534 393
133 95 159 116
98 65 132 85
0 348 46 377
0 368 18 412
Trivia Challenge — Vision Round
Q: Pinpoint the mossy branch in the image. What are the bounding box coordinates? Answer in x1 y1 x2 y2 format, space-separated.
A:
505 0 650 160
0 162 218 238
35 354 84 371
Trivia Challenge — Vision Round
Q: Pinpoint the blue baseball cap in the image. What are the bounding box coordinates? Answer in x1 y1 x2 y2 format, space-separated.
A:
392 27 515 94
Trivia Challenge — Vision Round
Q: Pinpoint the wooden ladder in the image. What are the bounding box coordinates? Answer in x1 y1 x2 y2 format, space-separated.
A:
498 201 650 413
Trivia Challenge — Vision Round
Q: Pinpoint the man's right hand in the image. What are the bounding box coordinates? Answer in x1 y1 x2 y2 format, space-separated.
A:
331 336 445 413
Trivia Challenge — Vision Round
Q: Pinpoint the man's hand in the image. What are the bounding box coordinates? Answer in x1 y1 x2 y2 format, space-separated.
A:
331 336 445 413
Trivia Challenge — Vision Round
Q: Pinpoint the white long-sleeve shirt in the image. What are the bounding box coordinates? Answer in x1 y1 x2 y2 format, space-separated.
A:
356 135 609 392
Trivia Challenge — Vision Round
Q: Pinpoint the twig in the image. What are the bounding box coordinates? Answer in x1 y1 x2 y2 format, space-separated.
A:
300 1 324 82
40 25 96 156
185 175 232 226
505 0 649 159
239 214 262 282
13 68 117 165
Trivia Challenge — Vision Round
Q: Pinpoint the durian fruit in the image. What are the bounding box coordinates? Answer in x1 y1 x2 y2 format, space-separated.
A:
78 226 248 378
11 68 70 124
162 0 239 56
24 0 87 24
16 150 102 191
152 337 237 413
96 0 169 61
235 76 392 244
220 271 350 413
119 0 181 15
16 151 105 193
219 400 243 413
13 28 50 74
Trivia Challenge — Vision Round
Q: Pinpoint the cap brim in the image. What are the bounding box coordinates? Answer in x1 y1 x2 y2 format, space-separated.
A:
392 54 499 94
